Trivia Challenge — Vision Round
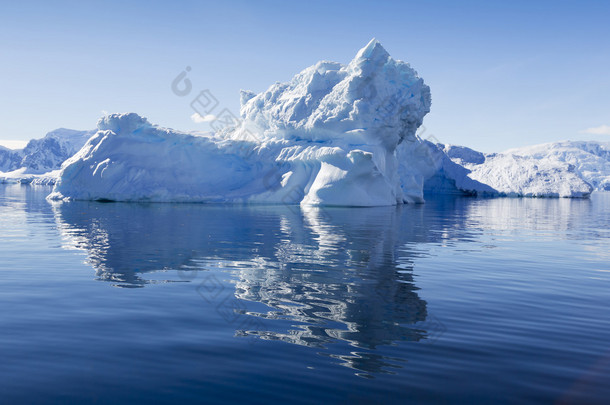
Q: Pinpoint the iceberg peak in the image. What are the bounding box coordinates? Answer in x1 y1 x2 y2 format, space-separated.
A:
238 39 430 150
354 38 389 62
239 90 256 107
97 113 151 135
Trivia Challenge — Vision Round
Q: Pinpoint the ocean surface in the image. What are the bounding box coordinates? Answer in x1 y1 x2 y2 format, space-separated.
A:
1 184 609 404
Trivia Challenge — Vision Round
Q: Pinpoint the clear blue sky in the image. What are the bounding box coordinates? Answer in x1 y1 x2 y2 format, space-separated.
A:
1 0 609 152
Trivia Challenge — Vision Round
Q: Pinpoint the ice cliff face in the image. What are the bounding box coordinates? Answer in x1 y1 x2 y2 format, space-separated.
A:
50 40 434 205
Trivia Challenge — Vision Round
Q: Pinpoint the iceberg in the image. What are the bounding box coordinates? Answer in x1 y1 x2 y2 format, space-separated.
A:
41 40 600 203
437 142 597 198
49 39 434 205
504 141 610 191
464 153 592 198
417 141 496 196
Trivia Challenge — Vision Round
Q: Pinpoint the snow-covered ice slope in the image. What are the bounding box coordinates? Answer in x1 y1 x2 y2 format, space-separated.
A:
0 145 23 172
0 128 95 184
20 128 96 173
465 153 591 197
439 142 597 197
50 40 435 205
504 141 610 191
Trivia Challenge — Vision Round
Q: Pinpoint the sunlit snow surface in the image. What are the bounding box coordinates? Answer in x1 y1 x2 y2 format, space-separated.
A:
441 141 609 197
49 40 435 205
504 141 610 192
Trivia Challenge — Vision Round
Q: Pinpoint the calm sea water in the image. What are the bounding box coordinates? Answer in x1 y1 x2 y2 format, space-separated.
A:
1 184 609 404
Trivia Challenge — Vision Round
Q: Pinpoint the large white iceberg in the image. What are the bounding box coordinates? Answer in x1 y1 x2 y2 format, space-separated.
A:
43 40 601 203
49 40 434 205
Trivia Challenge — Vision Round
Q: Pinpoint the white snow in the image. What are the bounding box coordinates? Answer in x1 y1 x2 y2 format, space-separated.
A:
504 141 610 191
0 168 62 186
464 153 592 198
0 146 23 174
49 39 434 205
438 142 599 198
0 128 94 184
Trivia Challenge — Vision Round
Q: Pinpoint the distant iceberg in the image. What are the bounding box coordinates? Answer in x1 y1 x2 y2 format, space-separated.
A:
503 141 610 192
436 142 603 198
49 39 436 205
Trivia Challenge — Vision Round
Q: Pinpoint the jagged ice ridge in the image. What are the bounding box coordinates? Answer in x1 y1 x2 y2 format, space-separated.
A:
49 39 436 205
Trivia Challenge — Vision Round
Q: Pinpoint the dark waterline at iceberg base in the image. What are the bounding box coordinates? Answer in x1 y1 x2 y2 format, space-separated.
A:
1 184 609 404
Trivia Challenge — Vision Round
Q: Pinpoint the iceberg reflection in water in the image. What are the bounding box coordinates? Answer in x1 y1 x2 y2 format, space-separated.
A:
48 194 606 376
3 184 610 402
50 198 462 373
